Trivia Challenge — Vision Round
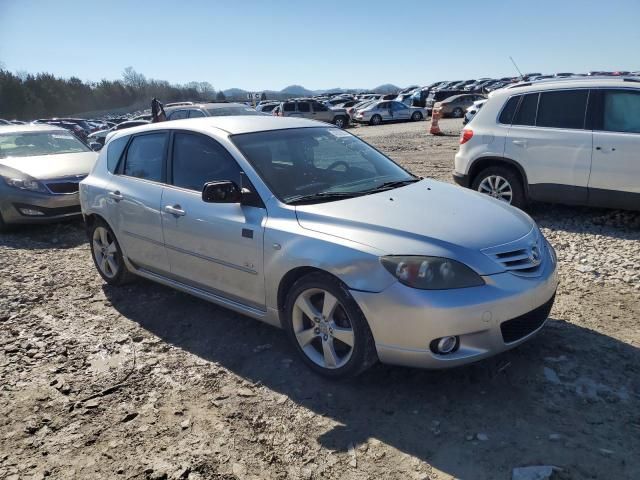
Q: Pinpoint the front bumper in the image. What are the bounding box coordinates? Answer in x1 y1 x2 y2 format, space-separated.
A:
0 188 81 225
351 247 559 369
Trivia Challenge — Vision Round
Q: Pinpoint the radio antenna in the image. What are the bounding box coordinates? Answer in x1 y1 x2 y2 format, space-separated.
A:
509 56 524 79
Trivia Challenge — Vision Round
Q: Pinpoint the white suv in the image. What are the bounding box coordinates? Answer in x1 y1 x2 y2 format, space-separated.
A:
453 77 640 210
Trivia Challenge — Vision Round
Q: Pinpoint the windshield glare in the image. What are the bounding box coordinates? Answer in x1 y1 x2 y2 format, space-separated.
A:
232 127 414 203
0 131 91 158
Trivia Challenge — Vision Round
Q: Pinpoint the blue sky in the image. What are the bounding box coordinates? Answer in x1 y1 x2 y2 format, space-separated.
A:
1 0 638 91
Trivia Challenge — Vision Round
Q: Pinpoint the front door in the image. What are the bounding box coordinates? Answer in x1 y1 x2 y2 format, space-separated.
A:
311 102 333 122
504 90 592 203
589 88 640 209
161 131 266 309
109 131 170 273
391 101 411 120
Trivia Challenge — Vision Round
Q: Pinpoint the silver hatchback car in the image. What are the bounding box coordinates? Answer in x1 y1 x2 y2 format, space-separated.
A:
80 116 558 378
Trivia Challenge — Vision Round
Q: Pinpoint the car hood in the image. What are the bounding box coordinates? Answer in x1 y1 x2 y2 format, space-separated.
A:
295 179 536 275
0 151 98 180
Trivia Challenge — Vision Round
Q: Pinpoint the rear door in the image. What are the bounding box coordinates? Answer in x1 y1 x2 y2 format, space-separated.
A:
109 131 171 273
161 131 266 308
311 102 333 122
588 88 640 208
296 101 313 120
391 101 411 120
504 90 592 203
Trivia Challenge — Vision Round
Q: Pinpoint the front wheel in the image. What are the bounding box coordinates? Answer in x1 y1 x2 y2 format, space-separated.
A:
89 219 135 285
472 166 526 209
411 111 423 121
333 116 347 128
451 107 464 118
284 272 377 378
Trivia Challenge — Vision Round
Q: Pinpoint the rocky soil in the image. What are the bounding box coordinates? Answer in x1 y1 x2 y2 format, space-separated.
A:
1 118 639 480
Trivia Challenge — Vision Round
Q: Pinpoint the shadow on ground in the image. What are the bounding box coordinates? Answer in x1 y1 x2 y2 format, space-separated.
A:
103 279 640 479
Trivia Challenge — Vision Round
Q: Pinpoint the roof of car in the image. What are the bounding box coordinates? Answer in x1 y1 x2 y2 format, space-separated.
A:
165 102 248 112
108 116 332 141
443 94 482 102
493 77 640 97
0 124 67 134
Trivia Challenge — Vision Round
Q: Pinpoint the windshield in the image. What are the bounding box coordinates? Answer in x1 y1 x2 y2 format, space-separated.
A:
0 131 91 158
205 106 261 116
232 127 415 204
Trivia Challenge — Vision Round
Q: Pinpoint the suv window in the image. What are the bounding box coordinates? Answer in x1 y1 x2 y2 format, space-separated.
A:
312 102 329 112
107 135 129 173
123 133 168 182
188 109 206 118
297 102 311 113
603 90 640 134
171 132 241 191
513 93 538 126
283 102 295 112
537 90 588 129
499 96 520 124
168 110 189 120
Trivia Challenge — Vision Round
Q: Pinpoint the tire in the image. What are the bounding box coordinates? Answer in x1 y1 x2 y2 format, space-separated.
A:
89 219 135 285
411 111 423 121
0 212 8 233
471 166 526 209
369 114 382 126
452 107 464 118
283 272 378 379
333 116 347 128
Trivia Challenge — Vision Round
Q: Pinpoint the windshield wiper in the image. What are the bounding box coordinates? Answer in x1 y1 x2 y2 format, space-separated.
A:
362 178 421 193
286 191 363 205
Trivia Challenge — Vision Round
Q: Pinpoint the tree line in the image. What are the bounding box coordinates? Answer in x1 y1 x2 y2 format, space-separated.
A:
0 67 222 120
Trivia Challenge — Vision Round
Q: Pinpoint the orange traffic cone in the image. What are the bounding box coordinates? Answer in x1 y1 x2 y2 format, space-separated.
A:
430 103 443 135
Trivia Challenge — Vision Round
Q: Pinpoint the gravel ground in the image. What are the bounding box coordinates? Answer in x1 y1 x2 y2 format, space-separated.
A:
1 118 639 480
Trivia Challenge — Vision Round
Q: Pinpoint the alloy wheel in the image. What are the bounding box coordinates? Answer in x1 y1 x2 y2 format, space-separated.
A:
478 175 513 203
292 288 355 369
92 226 119 279
334 117 345 128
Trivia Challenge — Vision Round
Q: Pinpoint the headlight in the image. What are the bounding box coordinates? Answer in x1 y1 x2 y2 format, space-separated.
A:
3 177 47 193
381 256 484 290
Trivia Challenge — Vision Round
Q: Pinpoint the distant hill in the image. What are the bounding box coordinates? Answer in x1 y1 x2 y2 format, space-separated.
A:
280 85 314 96
223 88 249 99
221 84 405 101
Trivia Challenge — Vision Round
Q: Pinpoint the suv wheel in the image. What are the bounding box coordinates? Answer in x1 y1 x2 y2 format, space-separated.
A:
472 166 526 209
370 114 382 126
284 272 377 378
333 116 347 128
89 219 135 285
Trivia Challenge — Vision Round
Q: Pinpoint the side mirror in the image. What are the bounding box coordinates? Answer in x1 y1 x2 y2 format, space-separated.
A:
89 142 102 151
202 180 241 203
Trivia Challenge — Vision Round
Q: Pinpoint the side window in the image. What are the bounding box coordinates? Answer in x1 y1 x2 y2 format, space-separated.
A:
602 90 640 134
171 133 241 191
297 102 311 113
392 102 407 111
537 90 589 129
188 109 206 118
312 102 329 112
122 133 167 182
168 110 189 120
512 93 538 126
283 103 295 112
498 96 520 124
107 136 129 173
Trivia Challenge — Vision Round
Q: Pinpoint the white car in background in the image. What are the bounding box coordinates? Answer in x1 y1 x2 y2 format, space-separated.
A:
454 77 640 210
463 99 487 125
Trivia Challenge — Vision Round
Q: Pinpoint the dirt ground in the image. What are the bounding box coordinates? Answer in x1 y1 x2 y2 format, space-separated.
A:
1 118 639 480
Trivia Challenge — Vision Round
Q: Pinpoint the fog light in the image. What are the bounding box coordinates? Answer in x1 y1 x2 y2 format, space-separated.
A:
430 336 459 355
19 208 45 216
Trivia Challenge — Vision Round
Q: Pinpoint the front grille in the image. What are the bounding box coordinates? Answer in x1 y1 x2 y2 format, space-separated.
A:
46 181 80 194
482 229 546 277
500 295 555 343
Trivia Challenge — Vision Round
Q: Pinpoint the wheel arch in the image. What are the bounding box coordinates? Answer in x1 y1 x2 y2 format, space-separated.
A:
468 156 529 196
83 212 116 239
277 266 347 314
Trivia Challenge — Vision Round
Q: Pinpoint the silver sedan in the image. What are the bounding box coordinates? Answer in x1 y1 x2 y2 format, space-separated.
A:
353 100 427 125
0 125 97 229
80 116 558 378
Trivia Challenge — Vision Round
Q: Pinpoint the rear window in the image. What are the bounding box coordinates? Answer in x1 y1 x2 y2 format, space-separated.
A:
499 96 520 124
512 93 538 126
536 90 588 129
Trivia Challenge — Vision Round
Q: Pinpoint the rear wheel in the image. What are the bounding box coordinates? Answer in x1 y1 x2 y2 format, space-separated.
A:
452 107 464 118
411 111 423 121
89 219 135 285
472 166 526 209
284 272 377 378
369 114 382 126
0 212 7 232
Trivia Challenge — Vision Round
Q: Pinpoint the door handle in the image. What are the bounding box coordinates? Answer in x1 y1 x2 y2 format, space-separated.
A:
512 140 528 147
595 146 616 152
164 205 186 217
108 191 123 201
